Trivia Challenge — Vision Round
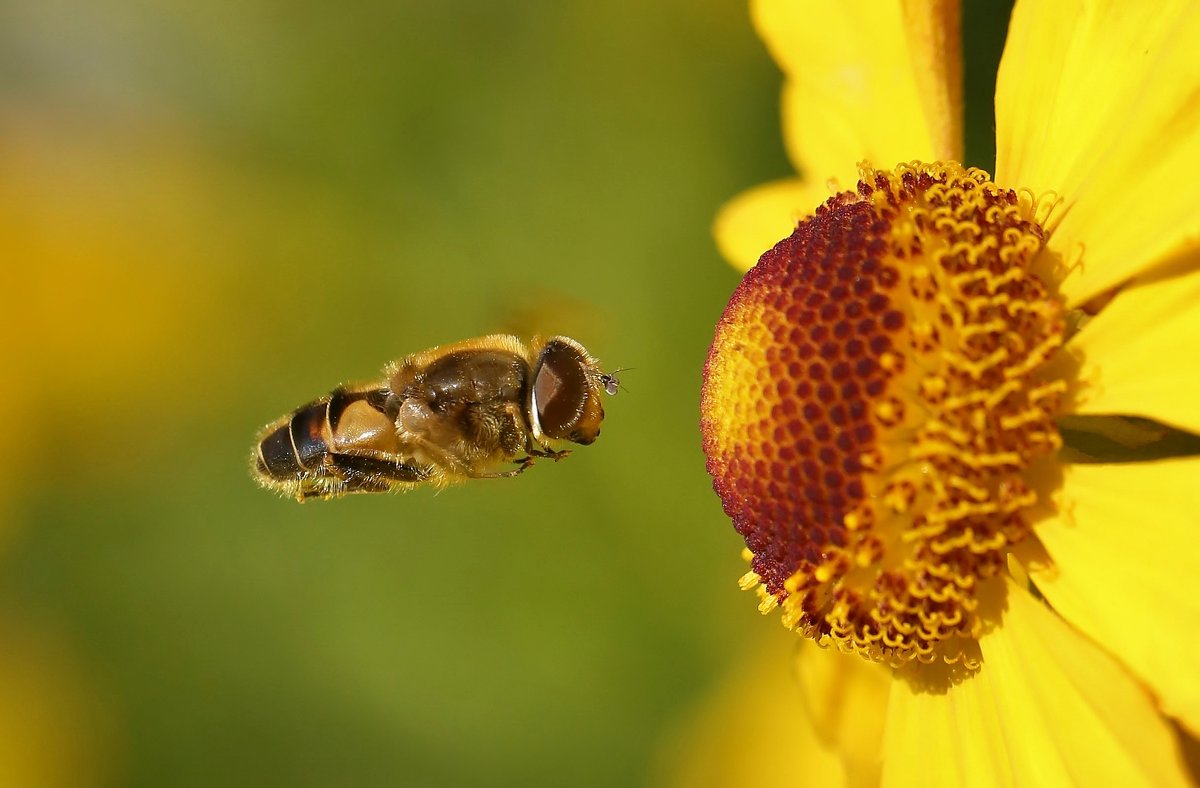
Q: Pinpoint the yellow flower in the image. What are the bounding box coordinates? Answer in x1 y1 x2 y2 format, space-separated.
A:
698 0 1200 784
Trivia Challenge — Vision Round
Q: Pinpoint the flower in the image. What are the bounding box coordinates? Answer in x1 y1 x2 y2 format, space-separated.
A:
697 0 1200 784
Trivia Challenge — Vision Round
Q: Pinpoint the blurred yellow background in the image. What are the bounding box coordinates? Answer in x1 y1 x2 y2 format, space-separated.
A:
0 1 1010 785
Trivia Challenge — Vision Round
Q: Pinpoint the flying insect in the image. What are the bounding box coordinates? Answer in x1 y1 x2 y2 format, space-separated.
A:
251 335 614 501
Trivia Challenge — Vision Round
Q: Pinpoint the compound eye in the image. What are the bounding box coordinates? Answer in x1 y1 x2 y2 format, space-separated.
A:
533 338 604 444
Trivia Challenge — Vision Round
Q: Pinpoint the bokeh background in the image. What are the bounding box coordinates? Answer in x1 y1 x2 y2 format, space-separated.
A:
0 1 1009 786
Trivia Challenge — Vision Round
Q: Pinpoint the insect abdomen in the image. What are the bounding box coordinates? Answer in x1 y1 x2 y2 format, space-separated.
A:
254 399 331 482
253 387 433 500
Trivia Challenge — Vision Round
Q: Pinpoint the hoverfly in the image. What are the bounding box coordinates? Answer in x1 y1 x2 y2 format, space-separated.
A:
252 335 615 500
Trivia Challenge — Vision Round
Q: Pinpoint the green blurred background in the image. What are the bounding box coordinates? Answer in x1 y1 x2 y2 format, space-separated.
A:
0 1 1009 786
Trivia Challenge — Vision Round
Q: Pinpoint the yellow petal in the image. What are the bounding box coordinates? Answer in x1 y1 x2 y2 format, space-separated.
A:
995 0 1200 306
883 666 1010 788
900 0 964 163
650 629 844 788
882 579 1192 787
1068 267 1200 435
712 178 830 272
1030 459 1200 736
794 640 891 788
753 0 960 188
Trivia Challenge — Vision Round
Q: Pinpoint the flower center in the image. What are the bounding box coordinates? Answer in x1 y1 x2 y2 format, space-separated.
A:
701 162 1067 667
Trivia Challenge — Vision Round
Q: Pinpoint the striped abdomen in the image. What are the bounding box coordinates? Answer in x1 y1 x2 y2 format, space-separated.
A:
252 386 428 500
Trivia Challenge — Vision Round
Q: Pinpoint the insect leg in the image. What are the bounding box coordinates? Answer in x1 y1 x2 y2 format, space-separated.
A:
522 438 572 462
323 452 433 494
